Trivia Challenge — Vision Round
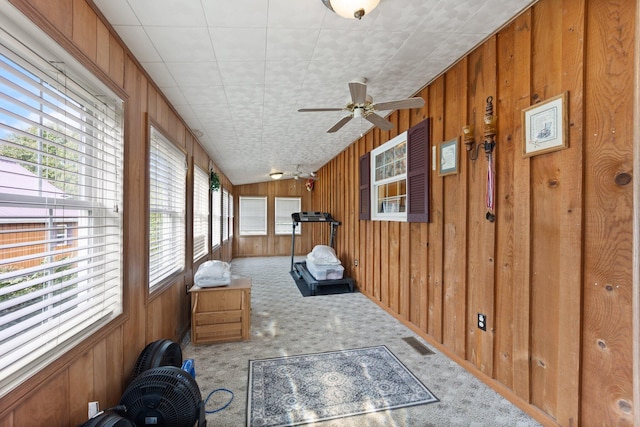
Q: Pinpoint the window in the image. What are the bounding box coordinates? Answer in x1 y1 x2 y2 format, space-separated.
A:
239 196 267 236
222 189 229 241
275 197 301 235
228 193 234 238
192 165 209 261
360 119 430 223
211 186 221 248
371 131 408 221
0 27 123 396
148 125 186 289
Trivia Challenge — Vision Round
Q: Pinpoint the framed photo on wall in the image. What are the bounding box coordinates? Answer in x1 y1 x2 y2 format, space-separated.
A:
438 137 459 176
522 91 568 157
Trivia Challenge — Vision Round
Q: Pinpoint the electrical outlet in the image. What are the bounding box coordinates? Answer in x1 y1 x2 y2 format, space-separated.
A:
88 401 100 418
354 259 359 267
477 313 487 331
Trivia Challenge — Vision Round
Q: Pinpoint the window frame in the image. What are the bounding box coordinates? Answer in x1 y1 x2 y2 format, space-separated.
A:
238 196 267 236
222 188 229 242
192 164 209 261
370 131 408 222
0 21 124 398
147 119 186 293
275 197 301 235
211 185 222 249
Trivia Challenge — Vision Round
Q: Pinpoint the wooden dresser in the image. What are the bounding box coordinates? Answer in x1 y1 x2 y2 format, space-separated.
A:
189 276 251 344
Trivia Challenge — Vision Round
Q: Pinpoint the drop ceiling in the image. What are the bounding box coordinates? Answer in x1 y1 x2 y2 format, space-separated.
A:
92 0 536 185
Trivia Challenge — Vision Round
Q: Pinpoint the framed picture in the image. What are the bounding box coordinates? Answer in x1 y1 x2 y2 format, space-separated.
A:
438 137 459 176
522 91 568 157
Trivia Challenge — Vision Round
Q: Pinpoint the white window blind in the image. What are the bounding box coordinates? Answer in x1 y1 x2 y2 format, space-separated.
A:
0 28 123 397
211 187 221 248
148 126 185 288
192 165 208 261
228 193 234 238
239 196 266 236
222 189 229 241
275 197 301 235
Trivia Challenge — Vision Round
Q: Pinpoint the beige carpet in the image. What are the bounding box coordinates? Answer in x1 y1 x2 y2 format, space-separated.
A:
183 256 541 427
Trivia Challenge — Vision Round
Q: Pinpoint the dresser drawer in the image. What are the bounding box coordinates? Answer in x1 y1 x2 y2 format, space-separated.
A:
189 276 251 345
195 310 243 326
194 322 242 342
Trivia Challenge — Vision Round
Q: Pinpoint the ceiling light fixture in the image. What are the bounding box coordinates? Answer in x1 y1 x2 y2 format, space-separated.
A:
270 172 284 180
321 0 380 20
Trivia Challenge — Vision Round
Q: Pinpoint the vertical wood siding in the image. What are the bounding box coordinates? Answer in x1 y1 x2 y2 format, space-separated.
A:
309 1 635 426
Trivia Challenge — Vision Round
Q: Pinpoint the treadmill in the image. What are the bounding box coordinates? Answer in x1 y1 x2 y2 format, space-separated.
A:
289 212 355 296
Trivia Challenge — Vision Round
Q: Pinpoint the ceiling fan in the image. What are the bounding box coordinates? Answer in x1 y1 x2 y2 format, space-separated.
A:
298 77 425 133
270 165 318 181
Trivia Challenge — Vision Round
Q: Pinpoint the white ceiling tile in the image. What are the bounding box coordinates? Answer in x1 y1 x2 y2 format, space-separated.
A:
267 0 327 29
145 27 215 62
93 0 139 25
202 0 268 28
160 87 189 107
217 62 265 85
211 28 267 61
180 86 228 106
166 62 223 87
266 29 320 61
126 0 207 26
112 26 162 62
141 62 177 88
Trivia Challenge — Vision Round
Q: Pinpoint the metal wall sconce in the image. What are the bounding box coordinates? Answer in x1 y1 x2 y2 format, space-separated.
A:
463 96 497 161
462 96 497 222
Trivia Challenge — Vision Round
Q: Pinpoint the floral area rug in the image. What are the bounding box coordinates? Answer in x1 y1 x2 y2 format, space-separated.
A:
247 345 438 427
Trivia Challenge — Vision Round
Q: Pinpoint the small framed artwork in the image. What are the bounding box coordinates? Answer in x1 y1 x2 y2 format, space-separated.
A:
438 137 459 176
522 91 568 157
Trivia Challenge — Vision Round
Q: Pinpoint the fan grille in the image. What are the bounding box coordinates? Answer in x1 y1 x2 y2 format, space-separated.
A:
120 366 202 427
132 339 183 379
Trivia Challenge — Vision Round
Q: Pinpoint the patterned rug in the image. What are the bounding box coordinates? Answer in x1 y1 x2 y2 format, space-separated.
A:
247 345 438 427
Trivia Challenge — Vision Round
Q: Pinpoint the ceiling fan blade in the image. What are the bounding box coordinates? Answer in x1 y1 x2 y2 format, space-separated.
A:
373 97 425 111
365 112 394 131
327 115 353 133
349 80 367 105
298 108 344 112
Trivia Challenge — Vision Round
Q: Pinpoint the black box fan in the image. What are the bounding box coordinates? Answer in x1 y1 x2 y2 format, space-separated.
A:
119 366 206 427
132 339 182 379
78 411 134 427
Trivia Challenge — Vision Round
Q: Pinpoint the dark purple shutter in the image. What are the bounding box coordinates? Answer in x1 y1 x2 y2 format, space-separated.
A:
407 118 430 223
359 152 371 220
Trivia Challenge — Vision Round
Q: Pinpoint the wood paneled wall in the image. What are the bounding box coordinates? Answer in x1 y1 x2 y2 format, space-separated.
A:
312 1 635 426
0 1 233 425
233 179 315 257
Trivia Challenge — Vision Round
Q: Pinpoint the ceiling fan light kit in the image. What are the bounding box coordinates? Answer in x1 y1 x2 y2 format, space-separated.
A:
321 0 381 20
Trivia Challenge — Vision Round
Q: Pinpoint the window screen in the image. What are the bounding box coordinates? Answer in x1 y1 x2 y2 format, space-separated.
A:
0 28 123 396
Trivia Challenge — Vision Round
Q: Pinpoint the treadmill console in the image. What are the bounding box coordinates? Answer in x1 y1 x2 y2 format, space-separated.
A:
292 212 334 223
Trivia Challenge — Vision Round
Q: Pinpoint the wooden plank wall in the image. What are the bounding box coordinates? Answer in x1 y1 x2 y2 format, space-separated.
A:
0 0 234 425
311 1 636 426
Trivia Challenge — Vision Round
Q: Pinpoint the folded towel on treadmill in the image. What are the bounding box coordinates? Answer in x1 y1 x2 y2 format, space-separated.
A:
306 245 341 266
